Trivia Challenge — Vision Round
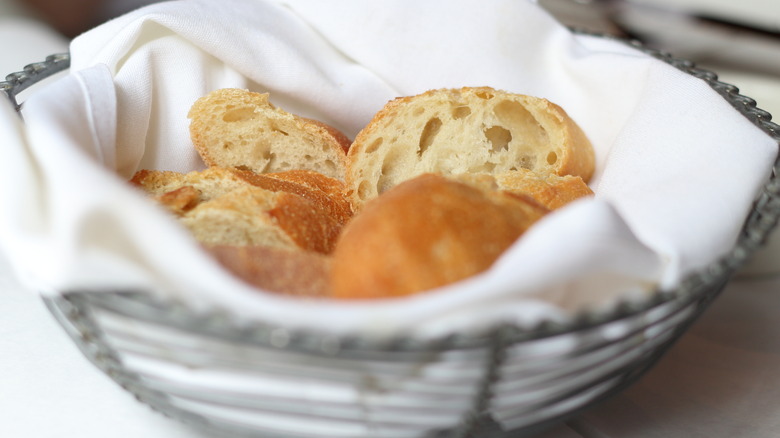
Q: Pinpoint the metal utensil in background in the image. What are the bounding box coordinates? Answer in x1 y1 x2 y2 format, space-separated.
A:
539 0 780 77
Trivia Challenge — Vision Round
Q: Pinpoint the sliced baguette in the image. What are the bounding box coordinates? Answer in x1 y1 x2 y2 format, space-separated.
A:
131 167 345 253
188 88 350 180
330 173 549 299
346 87 595 209
179 185 341 253
130 167 249 214
131 167 352 226
232 169 353 226
181 186 298 249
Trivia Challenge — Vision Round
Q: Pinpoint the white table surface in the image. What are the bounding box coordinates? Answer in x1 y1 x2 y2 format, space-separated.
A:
2 2 780 437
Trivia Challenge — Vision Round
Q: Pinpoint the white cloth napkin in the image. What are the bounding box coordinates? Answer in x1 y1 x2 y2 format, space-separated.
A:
0 0 775 338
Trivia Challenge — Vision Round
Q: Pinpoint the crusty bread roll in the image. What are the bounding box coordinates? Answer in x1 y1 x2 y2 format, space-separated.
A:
346 87 595 209
207 245 331 297
330 173 549 299
131 167 346 253
188 88 351 180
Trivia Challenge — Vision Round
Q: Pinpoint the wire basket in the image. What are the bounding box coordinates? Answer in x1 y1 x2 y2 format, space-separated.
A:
3 33 780 438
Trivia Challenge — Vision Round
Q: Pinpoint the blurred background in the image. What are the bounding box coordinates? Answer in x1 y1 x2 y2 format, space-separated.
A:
540 0 779 75
0 0 158 38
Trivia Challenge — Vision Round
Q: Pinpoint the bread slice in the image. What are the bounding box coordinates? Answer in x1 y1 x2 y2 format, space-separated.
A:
130 167 346 253
346 87 595 209
455 169 594 210
179 186 341 253
130 169 187 194
494 169 593 210
232 169 353 226
330 173 549 299
130 168 248 214
180 186 299 249
131 167 352 225
188 88 350 180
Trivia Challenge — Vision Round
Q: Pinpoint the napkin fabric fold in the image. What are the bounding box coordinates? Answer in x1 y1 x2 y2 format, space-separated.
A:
0 0 775 336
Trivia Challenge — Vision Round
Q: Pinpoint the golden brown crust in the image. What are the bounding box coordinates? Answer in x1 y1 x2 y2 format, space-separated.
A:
130 169 186 194
229 169 353 226
268 191 342 254
544 100 596 182
207 245 331 297
494 169 593 210
302 118 352 155
329 173 548 299
156 185 200 215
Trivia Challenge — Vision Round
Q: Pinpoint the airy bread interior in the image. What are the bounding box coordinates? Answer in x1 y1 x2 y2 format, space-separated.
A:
346 87 595 209
188 88 350 180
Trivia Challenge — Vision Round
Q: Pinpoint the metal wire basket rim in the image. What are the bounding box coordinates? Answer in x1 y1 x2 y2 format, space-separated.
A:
4 30 780 352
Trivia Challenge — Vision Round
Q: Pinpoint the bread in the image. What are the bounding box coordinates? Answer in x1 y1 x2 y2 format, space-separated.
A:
132 166 352 222
233 169 353 226
132 87 596 300
346 87 595 209
155 185 200 214
494 170 593 209
181 186 300 249
130 169 187 195
330 173 549 299
207 245 331 297
181 185 342 253
130 167 248 214
455 169 594 210
131 167 346 253
188 88 351 180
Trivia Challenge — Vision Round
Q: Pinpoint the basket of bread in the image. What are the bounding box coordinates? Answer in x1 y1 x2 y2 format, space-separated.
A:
1 0 779 437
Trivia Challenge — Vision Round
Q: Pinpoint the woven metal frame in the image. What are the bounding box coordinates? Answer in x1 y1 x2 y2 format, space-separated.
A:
4 32 779 437
0 53 69 111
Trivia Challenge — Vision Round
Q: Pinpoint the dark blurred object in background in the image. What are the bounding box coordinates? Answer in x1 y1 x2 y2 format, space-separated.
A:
539 0 780 78
19 0 161 38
